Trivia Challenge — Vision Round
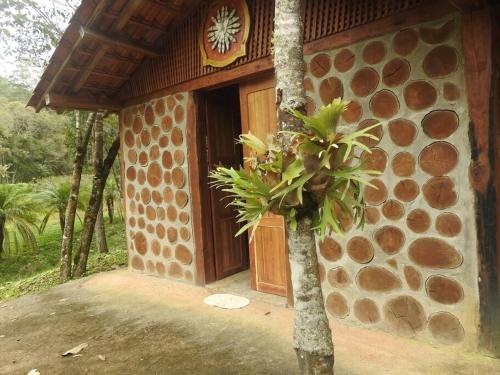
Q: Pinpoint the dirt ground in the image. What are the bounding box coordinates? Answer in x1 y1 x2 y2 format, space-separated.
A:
0 270 499 375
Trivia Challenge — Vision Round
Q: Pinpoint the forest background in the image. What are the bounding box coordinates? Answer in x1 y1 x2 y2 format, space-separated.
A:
0 0 127 301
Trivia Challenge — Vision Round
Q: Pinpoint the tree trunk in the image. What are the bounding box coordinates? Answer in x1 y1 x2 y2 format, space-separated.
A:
112 165 122 197
107 196 114 224
286 216 334 374
274 1 334 373
96 204 108 253
73 135 120 277
93 112 108 254
0 219 5 260
58 208 65 233
60 111 96 282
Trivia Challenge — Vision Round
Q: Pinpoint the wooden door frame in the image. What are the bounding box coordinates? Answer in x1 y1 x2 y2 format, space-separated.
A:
189 88 250 285
188 74 293 305
187 91 212 285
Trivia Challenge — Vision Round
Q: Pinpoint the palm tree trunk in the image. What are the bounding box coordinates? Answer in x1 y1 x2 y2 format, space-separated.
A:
274 1 334 373
60 112 97 282
73 135 120 277
93 112 108 254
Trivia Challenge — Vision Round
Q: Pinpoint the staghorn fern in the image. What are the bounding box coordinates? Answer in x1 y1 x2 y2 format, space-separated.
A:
210 98 382 239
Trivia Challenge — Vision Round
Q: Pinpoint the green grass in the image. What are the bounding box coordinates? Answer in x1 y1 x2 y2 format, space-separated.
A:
0 217 127 302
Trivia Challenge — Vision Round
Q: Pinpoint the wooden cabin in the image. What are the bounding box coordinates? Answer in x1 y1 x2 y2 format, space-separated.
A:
28 0 500 356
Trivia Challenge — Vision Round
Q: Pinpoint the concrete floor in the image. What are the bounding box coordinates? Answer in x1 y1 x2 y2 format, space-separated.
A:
0 270 499 375
206 270 288 307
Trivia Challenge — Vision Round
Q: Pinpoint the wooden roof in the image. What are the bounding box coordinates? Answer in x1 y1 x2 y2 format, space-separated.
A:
28 0 499 113
27 0 199 112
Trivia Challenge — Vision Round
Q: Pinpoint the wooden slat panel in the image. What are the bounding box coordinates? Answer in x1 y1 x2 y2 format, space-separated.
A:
121 0 424 100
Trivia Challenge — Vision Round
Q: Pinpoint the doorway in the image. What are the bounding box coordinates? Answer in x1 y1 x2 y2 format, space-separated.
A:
198 84 249 284
196 77 291 304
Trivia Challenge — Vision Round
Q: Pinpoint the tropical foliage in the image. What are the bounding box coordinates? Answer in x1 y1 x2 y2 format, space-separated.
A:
36 178 88 233
210 98 381 239
0 183 38 257
0 77 74 182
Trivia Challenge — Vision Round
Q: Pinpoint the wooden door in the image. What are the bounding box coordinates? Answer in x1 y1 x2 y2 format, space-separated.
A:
239 75 290 298
204 88 249 280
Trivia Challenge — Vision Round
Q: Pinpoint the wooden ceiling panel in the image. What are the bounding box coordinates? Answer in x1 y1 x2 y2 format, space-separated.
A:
28 0 196 111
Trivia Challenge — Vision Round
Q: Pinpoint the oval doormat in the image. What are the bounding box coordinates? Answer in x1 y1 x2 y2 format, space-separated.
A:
203 294 250 309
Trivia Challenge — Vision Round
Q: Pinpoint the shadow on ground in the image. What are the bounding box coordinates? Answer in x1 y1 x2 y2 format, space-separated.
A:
0 270 498 375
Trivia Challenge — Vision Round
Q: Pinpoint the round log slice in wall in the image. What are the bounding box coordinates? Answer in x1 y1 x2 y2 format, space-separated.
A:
351 68 379 97
404 265 422 291
357 266 402 292
382 58 411 87
422 110 459 139
419 142 458 176
428 312 465 344
408 238 463 269
334 49 355 72
388 119 417 146
384 296 426 337
374 226 405 255
326 292 349 318
327 267 352 288
392 152 416 177
404 80 437 111
310 53 331 78
354 298 380 324
319 237 343 262
393 28 418 56
426 275 464 304
347 236 374 263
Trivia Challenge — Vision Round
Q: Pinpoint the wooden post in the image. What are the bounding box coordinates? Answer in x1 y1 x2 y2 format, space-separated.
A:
462 7 500 356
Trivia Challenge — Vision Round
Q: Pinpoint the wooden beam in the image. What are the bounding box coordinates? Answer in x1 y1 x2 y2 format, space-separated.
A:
45 92 122 112
33 0 109 112
78 48 142 65
448 0 484 12
122 56 274 106
163 0 202 35
66 66 129 80
462 8 500 356
79 27 161 58
146 0 184 14
103 11 168 35
115 0 144 30
71 0 143 94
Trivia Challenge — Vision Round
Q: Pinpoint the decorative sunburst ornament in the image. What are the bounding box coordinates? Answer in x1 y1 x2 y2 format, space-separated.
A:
199 0 250 68
207 6 241 54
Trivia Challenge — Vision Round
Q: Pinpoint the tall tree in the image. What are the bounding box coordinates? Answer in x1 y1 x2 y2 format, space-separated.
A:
60 112 96 282
274 1 334 372
73 133 120 277
93 113 108 253
211 2 379 373
0 0 78 85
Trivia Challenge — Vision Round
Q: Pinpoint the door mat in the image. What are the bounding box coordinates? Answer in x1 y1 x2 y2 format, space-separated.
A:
203 293 250 309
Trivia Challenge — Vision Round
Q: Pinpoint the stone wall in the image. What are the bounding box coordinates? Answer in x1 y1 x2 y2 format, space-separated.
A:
120 93 196 284
304 15 480 349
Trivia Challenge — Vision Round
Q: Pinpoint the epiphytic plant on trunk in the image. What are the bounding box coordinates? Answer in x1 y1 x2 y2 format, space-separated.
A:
210 98 380 373
212 2 381 373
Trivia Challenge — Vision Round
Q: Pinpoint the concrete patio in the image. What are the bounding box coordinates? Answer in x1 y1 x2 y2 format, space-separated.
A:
0 270 498 374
